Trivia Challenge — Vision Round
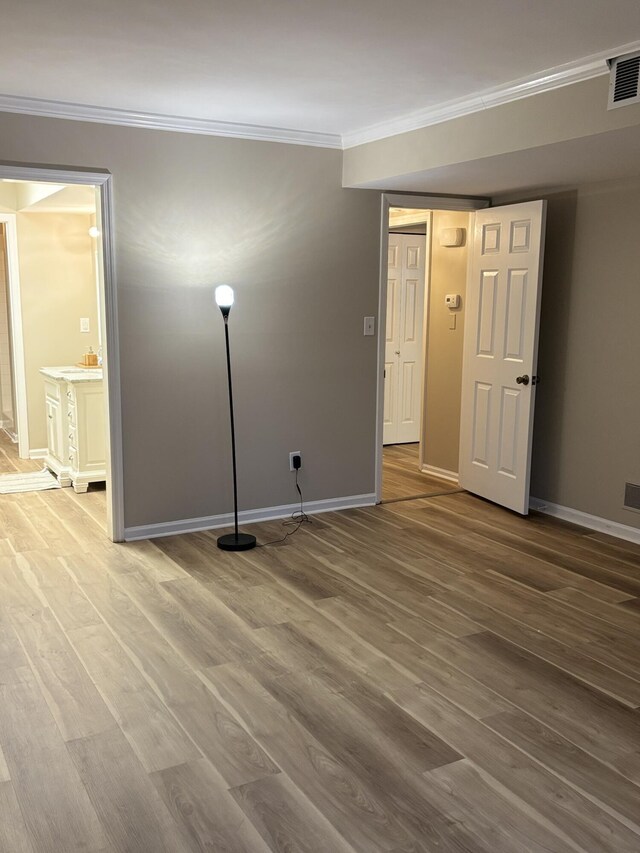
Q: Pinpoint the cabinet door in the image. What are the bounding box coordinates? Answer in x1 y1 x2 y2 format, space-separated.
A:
75 384 106 472
46 396 63 462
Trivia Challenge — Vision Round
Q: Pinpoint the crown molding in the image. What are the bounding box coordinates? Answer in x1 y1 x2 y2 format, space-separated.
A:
1 39 640 151
343 39 640 149
0 93 342 149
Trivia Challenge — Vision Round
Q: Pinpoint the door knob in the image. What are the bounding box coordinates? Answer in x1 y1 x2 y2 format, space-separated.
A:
395 350 400 355
516 374 530 385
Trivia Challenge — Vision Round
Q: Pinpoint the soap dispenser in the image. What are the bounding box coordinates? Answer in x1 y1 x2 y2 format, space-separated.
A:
82 347 98 367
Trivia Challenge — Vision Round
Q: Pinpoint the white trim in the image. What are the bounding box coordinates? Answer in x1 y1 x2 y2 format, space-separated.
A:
96 177 125 543
421 464 458 484
417 212 432 471
530 497 640 546
124 493 377 542
384 194 490 213
0 212 29 459
375 193 490 504
375 199 390 502
28 447 47 460
389 210 430 228
0 93 342 150
0 164 124 543
343 39 640 148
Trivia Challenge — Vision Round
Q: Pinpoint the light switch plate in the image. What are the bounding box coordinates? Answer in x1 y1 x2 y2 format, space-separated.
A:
80 318 90 333
364 316 375 336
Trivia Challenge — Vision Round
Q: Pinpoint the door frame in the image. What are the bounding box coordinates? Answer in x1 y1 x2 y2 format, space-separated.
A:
376 193 490 503
0 212 27 451
0 164 124 542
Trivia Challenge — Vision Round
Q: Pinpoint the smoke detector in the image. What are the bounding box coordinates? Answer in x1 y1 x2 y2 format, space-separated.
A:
608 51 640 109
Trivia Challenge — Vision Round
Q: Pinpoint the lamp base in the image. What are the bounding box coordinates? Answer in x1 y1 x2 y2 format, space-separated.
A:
217 532 257 551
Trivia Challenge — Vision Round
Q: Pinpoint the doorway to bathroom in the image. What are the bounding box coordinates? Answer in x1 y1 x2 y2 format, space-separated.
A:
0 167 122 541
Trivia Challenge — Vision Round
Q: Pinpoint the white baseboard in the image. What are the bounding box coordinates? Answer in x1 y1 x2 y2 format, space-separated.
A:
124 492 377 542
29 448 48 460
530 497 640 546
421 464 459 484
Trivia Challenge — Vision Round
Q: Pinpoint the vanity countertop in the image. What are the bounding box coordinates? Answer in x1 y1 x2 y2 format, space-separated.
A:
40 366 103 383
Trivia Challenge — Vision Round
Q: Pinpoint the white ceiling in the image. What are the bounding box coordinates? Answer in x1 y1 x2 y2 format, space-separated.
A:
2 0 640 139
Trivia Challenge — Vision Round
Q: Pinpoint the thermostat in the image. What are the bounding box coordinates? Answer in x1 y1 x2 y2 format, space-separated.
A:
445 293 461 309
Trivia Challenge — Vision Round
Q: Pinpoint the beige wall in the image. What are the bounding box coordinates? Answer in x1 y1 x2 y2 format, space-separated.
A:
17 212 99 449
0 113 381 529
422 211 469 475
0 224 12 425
495 178 640 530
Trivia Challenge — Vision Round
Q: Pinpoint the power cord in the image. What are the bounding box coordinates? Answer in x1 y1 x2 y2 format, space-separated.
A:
257 468 312 547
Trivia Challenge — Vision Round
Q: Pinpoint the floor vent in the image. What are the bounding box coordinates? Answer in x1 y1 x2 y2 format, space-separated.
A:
608 52 640 109
624 482 640 511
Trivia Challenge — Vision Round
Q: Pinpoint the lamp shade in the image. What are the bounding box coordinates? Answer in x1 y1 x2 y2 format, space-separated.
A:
215 285 234 309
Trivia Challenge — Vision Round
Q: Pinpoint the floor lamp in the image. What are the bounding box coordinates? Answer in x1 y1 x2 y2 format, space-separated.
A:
214 285 257 551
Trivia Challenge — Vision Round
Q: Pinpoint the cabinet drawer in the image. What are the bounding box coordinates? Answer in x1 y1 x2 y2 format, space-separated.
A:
44 379 62 402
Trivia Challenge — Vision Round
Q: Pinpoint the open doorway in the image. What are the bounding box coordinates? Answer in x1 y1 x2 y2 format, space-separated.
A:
382 207 432 501
0 169 123 540
377 194 490 503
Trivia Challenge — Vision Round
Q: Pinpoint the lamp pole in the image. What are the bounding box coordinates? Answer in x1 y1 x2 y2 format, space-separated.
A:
215 286 256 551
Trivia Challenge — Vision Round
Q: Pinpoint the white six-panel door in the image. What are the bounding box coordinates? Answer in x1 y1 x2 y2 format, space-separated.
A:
458 201 547 514
383 233 426 445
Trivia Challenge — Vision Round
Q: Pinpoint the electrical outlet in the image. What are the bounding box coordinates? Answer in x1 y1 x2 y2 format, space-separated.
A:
289 451 302 471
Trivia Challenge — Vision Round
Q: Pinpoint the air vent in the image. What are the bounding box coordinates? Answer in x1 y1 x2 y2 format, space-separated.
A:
624 482 640 511
608 52 640 109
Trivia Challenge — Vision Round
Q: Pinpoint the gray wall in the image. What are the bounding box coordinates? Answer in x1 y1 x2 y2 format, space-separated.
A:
497 178 640 530
0 113 381 529
2 112 637 536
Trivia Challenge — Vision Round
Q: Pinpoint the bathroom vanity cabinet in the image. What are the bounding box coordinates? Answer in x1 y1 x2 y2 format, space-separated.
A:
40 367 106 493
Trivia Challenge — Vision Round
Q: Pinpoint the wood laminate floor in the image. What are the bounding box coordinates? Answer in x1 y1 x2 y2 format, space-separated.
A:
0 429 41 474
382 443 460 502
1 480 640 851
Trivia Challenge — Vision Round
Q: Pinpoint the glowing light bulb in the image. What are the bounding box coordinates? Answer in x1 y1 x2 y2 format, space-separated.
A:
214 285 234 308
